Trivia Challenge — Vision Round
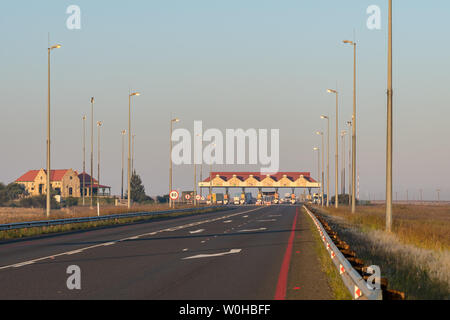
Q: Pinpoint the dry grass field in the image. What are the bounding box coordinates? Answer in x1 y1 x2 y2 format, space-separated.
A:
322 204 450 251
312 204 450 299
0 203 198 225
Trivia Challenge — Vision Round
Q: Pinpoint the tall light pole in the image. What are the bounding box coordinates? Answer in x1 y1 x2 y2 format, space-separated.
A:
97 121 103 204
128 92 141 209
121 130 126 200
209 143 216 204
385 0 393 231
46 43 61 217
169 118 180 208
321 115 330 207
346 121 352 206
327 89 339 208
90 97 94 209
316 131 325 206
132 134 136 174
194 133 202 206
313 147 320 203
82 115 86 206
343 39 357 214
341 130 347 195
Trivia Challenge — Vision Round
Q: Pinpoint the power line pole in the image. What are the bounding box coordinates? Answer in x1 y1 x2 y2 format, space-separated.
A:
82 115 86 205
386 0 394 232
90 97 94 209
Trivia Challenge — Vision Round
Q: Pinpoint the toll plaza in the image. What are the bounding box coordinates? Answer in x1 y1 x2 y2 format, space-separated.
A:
198 172 321 204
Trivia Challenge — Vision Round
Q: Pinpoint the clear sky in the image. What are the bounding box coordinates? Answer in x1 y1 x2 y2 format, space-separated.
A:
0 0 449 200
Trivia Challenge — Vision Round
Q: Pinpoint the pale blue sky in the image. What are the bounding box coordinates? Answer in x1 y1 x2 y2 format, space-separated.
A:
0 1 449 200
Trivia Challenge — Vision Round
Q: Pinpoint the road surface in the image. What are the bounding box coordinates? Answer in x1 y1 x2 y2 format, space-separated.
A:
0 205 332 299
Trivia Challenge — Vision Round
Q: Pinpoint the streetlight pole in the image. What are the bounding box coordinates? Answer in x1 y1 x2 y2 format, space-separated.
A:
82 115 86 206
321 115 330 207
316 131 325 207
327 89 339 208
128 92 140 209
194 133 202 206
208 143 216 204
121 130 126 200
343 39 357 213
169 118 180 208
386 0 393 231
313 147 320 203
46 43 61 217
97 121 102 205
341 130 347 195
90 97 94 209
132 134 136 174
346 121 352 206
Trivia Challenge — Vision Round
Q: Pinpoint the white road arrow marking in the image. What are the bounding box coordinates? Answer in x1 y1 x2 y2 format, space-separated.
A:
223 220 232 223
189 229 205 234
182 249 242 260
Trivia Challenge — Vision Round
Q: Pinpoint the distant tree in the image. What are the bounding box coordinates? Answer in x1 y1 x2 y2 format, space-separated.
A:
129 171 153 203
19 195 59 209
0 183 7 205
0 182 26 206
157 194 169 204
63 197 79 207
6 183 26 200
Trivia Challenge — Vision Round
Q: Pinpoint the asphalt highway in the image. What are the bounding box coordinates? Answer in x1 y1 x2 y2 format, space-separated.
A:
0 205 331 299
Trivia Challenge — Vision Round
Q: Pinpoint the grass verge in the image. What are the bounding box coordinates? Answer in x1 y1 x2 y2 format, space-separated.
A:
303 207 352 300
0 207 229 241
312 206 450 300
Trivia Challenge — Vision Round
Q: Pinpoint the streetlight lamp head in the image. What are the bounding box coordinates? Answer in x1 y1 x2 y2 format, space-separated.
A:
343 40 354 45
327 89 337 94
316 131 323 135
50 44 62 50
91 97 95 103
97 121 103 127
172 118 180 123
130 92 141 97
320 115 328 120
313 147 319 151
121 130 126 135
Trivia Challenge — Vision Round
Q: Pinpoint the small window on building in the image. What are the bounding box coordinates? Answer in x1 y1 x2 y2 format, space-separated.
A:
69 187 73 196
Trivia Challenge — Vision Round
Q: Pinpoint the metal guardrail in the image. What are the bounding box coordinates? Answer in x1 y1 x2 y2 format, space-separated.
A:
303 205 382 300
0 206 226 231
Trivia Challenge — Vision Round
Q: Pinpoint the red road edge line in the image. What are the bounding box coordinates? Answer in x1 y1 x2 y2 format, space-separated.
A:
274 208 299 300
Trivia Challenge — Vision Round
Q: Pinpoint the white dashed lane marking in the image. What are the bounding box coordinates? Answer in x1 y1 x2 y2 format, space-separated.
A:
0 207 264 271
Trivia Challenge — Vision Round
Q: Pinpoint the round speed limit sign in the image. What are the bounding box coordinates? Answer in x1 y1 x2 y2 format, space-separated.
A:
195 194 201 201
169 190 179 201
185 194 191 200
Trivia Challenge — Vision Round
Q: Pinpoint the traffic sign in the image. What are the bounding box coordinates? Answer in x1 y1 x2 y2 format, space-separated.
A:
195 194 201 201
185 194 191 200
169 190 179 200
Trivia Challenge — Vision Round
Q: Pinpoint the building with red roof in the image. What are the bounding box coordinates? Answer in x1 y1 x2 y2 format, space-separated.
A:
15 169 81 198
